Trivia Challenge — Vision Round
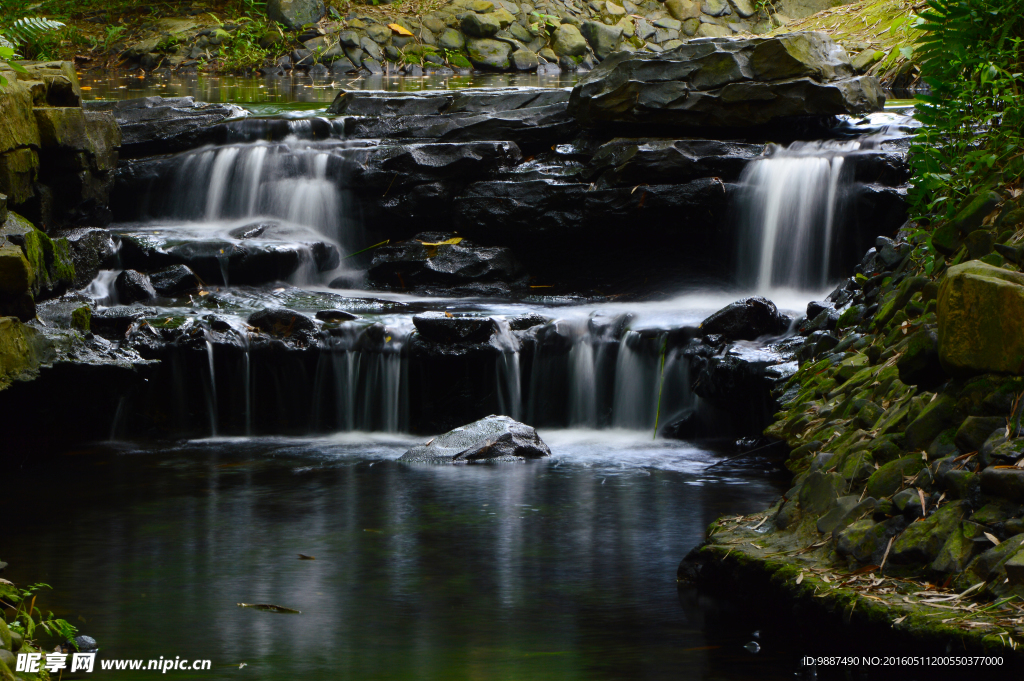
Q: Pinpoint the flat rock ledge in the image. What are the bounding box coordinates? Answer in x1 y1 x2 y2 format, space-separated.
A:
568 32 885 128
400 415 551 463
681 518 1024 661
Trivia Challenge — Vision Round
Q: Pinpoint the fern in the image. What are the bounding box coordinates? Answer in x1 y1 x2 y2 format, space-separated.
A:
0 16 65 86
4 17 66 48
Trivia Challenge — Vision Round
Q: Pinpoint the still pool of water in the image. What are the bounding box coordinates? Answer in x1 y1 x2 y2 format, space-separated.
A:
2 432 814 680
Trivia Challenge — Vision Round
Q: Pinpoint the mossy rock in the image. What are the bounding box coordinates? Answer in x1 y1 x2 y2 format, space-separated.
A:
904 393 956 450
0 316 43 389
957 534 1024 593
797 470 844 515
865 455 925 499
889 501 967 565
447 51 472 68
938 260 1024 375
71 305 91 332
932 521 980 573
0 78 41 155
0 147 40 205
0 619 10 652
836 516 906 564
466 38 512 69
951 191 1001 236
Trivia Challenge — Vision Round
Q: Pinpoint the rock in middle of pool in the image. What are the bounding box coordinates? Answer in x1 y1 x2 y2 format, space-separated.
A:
400 416 550 464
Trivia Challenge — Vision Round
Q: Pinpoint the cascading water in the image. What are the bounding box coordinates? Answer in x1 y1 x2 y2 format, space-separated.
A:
157 141 345 245
526 318 695 431
736 140 859 293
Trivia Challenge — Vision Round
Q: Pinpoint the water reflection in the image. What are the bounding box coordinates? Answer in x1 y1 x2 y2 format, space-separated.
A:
78 71 580 107
3 437 784 680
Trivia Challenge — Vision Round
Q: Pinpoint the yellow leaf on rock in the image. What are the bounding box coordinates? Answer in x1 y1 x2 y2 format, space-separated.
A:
417 237 462 257
388 23 413 36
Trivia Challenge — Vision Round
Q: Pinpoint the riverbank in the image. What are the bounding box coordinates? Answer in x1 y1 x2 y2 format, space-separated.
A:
2 0 922 85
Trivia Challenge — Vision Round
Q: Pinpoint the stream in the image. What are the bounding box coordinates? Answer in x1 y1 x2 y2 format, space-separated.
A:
3 75 923 679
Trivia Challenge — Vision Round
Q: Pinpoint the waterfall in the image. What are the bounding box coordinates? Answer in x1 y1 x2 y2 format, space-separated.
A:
737 141 859 292
313 325 410 433
149 141 346 245
526 319 693 431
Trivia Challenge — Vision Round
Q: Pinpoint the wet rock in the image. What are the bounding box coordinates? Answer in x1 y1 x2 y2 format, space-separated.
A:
587 138 762 186
341 101 576 151
268 0 326 30
91 306 155 340
118 232 338 286
368 233 526 292
507 312 550 330
248 308 317 339
148 264 202 296
54 227 117 289
55 635 99 655
400 414 550 463
569 33 885 128
699 297 788 341
413 311 497 344
85 97 246 158
938 260 1024 376
115 269 157 304
315 309 359 322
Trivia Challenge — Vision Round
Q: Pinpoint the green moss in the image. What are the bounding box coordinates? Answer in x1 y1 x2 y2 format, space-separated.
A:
71 306 91 332
447 51 472 68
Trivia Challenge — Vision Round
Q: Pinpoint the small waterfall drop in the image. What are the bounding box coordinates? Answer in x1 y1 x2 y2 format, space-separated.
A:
738 141 859 292
151 141 346 245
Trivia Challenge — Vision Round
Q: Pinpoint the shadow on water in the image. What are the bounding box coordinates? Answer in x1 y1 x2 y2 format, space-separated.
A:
3 437 1007 680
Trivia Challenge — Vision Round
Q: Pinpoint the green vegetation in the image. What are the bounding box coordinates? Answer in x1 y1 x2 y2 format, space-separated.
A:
1 582 78 647
0 16 66 85
770 0 924 86
910 0 1024 226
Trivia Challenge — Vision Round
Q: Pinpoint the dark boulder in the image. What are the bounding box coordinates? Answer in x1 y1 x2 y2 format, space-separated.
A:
587 138 764 187
368 233 526 292
115 269 157 303
327 87 570 116
148 264 202 296
699 297 789 341
118 232 339 286
399 415 551 463
342 103 577 153
316 309 359 322
248 308 317 340
413 311 497 344
91 306 155 339
568 33 885 129
54 227 117 289
84 97 246 158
